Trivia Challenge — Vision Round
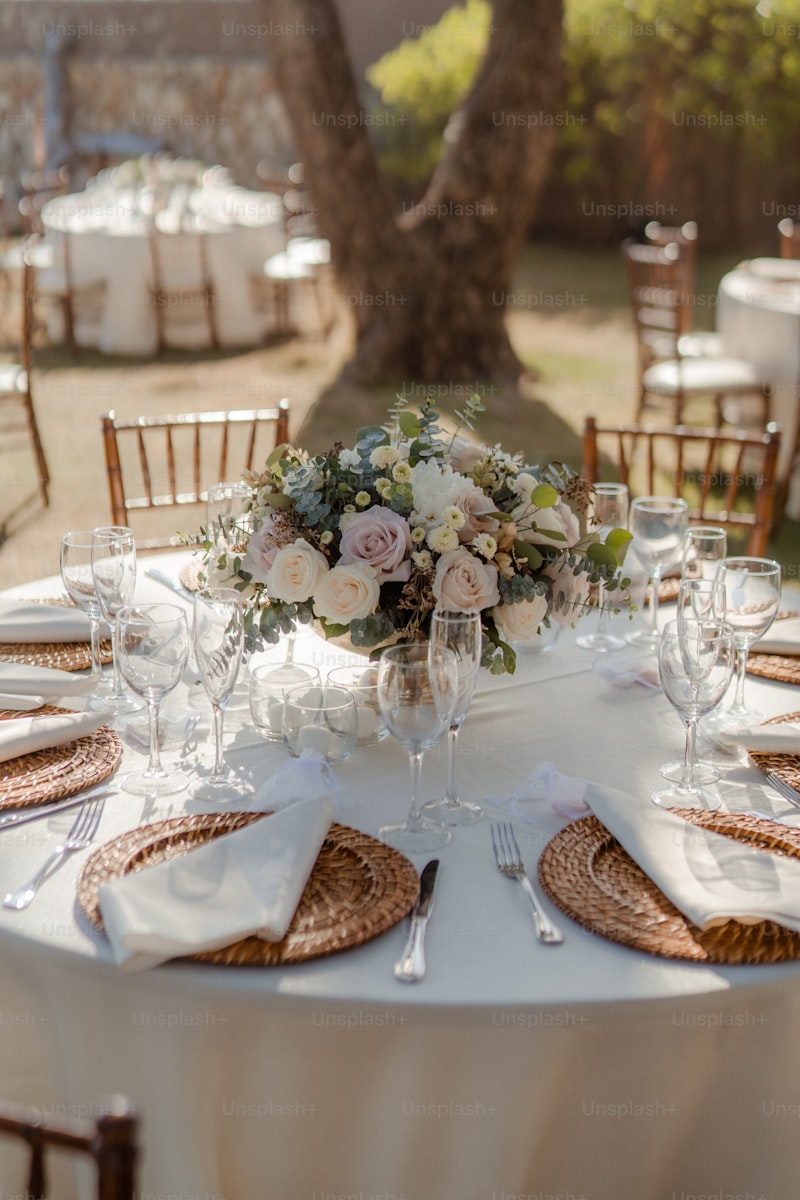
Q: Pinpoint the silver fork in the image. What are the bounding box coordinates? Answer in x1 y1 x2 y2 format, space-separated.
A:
765 773 800 812
490 822 563 945
3 794 105 911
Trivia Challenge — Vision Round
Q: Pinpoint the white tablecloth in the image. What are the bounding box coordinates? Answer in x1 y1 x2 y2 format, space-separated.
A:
40 186 285 356
2 555 800 1198
717 260 800 513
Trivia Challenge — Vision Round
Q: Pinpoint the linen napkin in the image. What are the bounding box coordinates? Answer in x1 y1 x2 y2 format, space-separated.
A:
713 723 800 755
489 762 591 821
0 662 93 699
753 617 800 657
98 795 334 971
585 781 800 933
0 600 92 643
0 711 106 764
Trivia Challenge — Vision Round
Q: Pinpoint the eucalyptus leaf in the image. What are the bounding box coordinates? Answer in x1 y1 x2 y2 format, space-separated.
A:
397 411 421 438
605 528 633 563
531 482 559 509
512 539 544 570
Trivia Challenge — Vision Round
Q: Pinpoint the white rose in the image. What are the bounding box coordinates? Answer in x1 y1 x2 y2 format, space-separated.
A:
492 593 549 642
313 563 380 624
514 498 580 549
266 539 329 604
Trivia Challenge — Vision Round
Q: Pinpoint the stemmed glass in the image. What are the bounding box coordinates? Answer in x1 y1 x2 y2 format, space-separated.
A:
681 526 727 582
626 497 689 651
90 526 142 715
60 530 114 710
115 603 190 795
652 619 735 810
421 610 483 825
576 483 629 652
377 642 458 853
192 587 247 802
708 557 782 734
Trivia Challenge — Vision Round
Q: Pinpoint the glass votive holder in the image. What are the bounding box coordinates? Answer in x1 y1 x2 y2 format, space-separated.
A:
249 662 320 741
282 683 358 763
326 664 389 746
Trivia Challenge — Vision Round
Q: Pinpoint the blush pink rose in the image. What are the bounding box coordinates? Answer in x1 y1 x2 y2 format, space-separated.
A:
339 506 412 583
543 559 591 626
432 549 499 613
241 514 283 583
457 484 501 543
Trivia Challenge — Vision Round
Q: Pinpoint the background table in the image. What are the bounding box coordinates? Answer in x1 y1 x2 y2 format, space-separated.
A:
2 556 800 1199
717 258 800 515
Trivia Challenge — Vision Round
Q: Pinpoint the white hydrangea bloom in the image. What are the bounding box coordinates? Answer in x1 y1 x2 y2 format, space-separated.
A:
410 460 467 527
338 447 361 471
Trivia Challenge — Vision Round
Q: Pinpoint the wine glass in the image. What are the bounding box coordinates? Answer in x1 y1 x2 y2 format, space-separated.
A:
90 526 142 715
192 587 247 801
377 642 458 853
708 557 782 734
206 482 252 559
626 497 689 651
421 610 483 825
576 483 629 652
681 526 727 582
651 619 735 810
116 603 190 795
60 530 114 710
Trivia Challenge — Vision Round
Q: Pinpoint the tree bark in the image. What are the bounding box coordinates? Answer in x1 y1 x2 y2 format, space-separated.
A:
266 0 563 392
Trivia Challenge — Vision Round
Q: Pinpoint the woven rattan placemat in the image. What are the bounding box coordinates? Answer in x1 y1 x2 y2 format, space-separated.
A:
748 710 800 788
77 812 420 966
0 706 122 809
747 653 800 685
0 599 112 672
538 808 800 963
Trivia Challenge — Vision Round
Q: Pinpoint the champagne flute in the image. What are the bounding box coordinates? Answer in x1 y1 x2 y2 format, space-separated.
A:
116 603 190 795
576 483 629 652
60 530 113 710
708 557 782 735
192 587 247 802
90 526 142 715
652 619 735 810
377 642 458 853
421 610 483 825
681 526 727 582
626 497 689 651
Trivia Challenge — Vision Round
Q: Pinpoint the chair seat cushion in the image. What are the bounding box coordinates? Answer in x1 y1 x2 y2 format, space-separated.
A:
0 363 26 396
262 253 314 281
644 356 764 395
677 331 725 358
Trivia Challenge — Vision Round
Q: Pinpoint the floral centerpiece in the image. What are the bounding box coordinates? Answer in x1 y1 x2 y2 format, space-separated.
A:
201 397 632 674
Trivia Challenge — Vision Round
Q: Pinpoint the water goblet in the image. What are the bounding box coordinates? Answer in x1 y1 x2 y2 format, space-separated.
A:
707 556 782 736
281 683 358 762
626 497 689 651
651 619 735 810
421 610 483 825
90 526 143 716
116 603 190 796
681 526 727 583
60 530 114 710
377 642 459 853
576 483 630 652
192 587 247 802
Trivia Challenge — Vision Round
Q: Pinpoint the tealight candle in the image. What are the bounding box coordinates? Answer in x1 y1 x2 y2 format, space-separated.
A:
296 725 333 756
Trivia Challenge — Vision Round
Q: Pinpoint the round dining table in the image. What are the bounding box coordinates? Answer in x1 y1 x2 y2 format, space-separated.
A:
717 257 800 516
1 554 800 1199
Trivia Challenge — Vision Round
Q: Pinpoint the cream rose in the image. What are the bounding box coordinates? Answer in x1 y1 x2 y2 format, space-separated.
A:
457 484 501 544
432 549 499 613
241 514 283 583
492 593 548 642
313 564 380 624
339 506 412 583
265 539 329 604
514 498 580 550
543 560 592 626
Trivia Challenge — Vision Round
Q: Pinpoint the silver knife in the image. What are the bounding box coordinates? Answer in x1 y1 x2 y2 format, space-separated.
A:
0 787 114 832
394 859 440 983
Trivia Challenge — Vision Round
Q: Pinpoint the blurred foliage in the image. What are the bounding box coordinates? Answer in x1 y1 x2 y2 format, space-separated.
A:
365 0 491 186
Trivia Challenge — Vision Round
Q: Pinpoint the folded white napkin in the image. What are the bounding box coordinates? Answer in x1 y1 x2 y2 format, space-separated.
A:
0 711 106 764
0 662 93 698
585 781 800 933
246 749 340 812
0 694 46 711
98 796 334 971
0 600 92 643
755 617 800 657
714 723 800 755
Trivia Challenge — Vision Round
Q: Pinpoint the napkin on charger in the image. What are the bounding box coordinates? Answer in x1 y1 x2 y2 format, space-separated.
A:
713 723 800 756
585 781 800 933
754 617 800 658
98 796 334 972
0 600 92 643
0 710 107 765
0 662 94 699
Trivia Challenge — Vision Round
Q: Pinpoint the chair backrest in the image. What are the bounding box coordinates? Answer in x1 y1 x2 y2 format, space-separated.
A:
621 239 689 377
147 220 216 348
582 415 781 556
644 220 698 295
101 401 291 551
778 218 800 260
0 1093 138 1200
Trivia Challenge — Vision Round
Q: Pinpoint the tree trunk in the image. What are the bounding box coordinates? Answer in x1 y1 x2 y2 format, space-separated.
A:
266 0 563 393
